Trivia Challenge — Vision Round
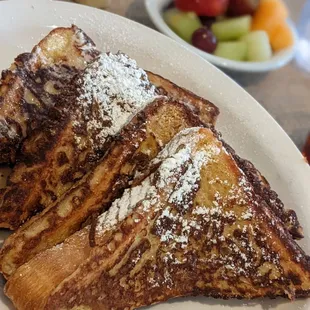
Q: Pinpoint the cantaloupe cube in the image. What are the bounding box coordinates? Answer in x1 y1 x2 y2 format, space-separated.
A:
270 22 294 51
252 0 288 36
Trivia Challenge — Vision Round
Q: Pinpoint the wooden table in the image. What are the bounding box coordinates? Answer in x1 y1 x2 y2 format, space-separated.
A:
79 0 310 150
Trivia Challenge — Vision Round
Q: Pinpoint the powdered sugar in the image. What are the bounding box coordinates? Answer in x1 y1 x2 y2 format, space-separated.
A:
74 27 97 62
151 128 202 166
96 178 158 234
168 146 220 209
93 126 289 290
0 118 17 140
74 52 156 148
96 128 213 235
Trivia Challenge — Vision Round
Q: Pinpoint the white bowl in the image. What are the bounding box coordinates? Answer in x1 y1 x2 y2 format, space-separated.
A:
145 0 298 72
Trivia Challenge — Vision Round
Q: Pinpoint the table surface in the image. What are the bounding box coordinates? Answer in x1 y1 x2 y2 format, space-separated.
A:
78 0 310 150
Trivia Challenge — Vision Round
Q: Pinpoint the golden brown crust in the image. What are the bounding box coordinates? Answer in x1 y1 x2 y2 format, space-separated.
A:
220 137 304 239
0 51 219 231
1 26 308 310
23 128 310 310
5 228 92 310
0 25 99 164
0 72 26 163
146 73 302 239
5 128 310 310
0 27 301 242
0 112 110 230
0 99 204 278
147 71 219 125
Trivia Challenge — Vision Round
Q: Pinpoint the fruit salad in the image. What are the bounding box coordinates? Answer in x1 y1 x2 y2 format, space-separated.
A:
163 0 294 62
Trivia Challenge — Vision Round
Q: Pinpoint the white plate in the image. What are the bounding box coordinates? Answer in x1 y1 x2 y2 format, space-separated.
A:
0 0 310 309
145 0 298 73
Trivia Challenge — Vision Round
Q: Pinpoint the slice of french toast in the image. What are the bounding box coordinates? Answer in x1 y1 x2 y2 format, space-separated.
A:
5 128 310 310
0 98 205 278
0 25 99 164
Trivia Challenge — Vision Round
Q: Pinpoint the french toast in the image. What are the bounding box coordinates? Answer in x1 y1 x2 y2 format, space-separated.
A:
0 27 301 241
0 51 219 230
0 25 99 164
146 71 218 125
0 51 159 229
147 68 299 232
0 90 302 278
0 27 304 292
0 98 205 278
5 128 310 310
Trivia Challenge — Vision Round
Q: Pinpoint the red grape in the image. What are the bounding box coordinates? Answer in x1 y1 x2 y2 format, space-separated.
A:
192 27 217 54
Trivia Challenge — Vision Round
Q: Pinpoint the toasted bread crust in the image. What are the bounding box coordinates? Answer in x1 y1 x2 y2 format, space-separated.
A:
14 128 308 310
0 27 299 242
0 25 98 164
0 99 204 278
5 128 310 310
147 71 219 125
1 26 308 310
220 138 303 239
0 51 219 231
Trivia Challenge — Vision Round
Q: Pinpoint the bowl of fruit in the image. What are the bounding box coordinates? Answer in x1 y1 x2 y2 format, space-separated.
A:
145 0 297 72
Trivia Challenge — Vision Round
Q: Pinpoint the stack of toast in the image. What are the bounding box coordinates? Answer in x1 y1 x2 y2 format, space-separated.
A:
0 26 309 310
